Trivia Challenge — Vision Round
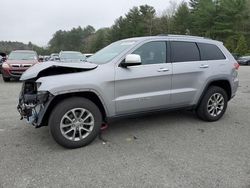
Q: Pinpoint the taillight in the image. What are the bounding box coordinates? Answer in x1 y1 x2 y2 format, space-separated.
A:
234 62 240 70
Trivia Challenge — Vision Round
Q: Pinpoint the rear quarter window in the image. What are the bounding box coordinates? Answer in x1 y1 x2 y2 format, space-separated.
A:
197 43 226 60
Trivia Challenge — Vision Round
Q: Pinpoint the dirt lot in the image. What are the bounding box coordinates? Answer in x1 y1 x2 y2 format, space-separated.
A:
0 67 250 188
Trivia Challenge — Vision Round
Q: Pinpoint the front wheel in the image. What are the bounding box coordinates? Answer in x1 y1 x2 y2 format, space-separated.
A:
2 76 10 82
49 97 102 149
196 86 228 122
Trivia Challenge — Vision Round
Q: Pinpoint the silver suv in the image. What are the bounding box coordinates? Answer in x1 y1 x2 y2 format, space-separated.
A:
17 35 239 148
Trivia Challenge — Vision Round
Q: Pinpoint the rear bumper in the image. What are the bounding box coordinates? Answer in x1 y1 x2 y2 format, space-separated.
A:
231 78 239 99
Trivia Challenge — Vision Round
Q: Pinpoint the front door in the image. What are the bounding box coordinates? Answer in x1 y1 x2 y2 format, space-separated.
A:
114 41 172 115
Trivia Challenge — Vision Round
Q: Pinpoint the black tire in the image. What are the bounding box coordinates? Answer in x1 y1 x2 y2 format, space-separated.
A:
2 76 10 82
196 86 228 122
49 97 102 149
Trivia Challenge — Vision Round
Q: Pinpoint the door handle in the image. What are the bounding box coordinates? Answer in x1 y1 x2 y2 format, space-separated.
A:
200 64 209 68
157 68 169 72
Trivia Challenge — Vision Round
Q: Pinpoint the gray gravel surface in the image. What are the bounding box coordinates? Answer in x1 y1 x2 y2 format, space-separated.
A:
0 67 250 188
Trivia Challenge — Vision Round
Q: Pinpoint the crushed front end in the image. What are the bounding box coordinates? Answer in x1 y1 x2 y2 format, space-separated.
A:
17 81 53 128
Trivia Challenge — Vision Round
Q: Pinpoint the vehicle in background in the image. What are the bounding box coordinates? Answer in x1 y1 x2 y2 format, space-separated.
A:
43 56 50 62
231 53 240 61
0 56 2 74
0 52 7 74
49 53 59 61
59 51 86 62
18 35 239 148
1 50 39 82
237 56 250 65
38 55 44 62
83 53 94 58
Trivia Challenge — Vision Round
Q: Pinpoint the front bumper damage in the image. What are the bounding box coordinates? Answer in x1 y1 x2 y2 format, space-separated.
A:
17 81 53 128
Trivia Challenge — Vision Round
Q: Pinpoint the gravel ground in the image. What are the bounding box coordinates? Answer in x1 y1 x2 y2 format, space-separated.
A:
0 67 249 188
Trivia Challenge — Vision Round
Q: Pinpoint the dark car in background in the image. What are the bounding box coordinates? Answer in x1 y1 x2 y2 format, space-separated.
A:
1 50 39 82
0 52 7 74
43 56 50 62
59 51 86 62
237 56 250 65
0 56 2 73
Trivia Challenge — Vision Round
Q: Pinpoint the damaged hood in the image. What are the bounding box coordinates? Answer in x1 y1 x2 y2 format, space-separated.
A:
20 61 98 80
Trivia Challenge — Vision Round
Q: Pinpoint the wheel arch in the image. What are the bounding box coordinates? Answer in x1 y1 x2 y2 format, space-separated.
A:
39 91 108 127
197 79 232 107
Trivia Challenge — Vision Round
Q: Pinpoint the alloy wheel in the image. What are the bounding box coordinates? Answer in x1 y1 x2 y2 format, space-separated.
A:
60 108 94 141
207 93 225 117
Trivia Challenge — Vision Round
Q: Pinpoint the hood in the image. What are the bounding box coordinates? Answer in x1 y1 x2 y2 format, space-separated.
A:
20 61 98 81
6 59 38 64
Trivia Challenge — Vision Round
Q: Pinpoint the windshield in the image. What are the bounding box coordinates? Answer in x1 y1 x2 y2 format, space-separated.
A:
60 52 86 61
87 40 136 64
8 51 37 60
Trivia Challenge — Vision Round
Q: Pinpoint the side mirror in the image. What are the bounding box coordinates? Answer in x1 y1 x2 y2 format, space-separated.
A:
121 54 141 67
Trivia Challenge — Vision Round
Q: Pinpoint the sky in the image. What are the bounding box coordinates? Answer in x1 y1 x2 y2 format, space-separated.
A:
0 0 183 46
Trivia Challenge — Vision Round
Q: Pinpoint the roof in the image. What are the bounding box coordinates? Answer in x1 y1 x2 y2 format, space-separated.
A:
121 34 221 45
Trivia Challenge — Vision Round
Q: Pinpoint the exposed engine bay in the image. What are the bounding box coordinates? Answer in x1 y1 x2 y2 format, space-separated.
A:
17 81 52 128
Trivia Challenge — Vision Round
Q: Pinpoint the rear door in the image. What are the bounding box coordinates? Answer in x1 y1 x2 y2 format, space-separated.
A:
114 41 172 115
170 41 210 106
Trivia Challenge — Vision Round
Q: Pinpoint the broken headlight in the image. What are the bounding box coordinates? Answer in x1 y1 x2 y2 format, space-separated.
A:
18 81 50 126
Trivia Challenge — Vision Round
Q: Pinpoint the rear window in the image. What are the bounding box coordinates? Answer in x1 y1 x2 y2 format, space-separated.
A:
171 41 200 62
197 43 225 60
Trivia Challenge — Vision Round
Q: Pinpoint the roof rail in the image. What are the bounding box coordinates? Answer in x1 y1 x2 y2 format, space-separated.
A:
157 34 210 39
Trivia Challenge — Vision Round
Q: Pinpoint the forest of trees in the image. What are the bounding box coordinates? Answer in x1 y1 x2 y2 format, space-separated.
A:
1 0 250 55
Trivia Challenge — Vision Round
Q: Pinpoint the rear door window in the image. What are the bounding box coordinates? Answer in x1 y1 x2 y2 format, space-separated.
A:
170 41 200 62
197 43 226 60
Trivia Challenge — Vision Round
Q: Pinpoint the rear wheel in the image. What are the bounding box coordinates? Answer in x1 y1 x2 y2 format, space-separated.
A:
196 86 228 122
49 97 102 149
